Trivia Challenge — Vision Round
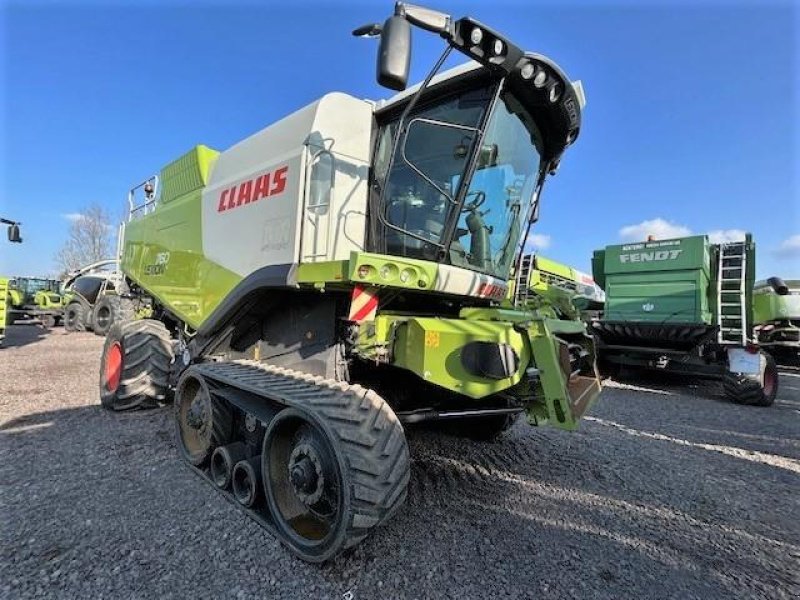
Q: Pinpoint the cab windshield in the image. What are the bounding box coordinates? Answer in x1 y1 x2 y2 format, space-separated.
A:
371 86 543 280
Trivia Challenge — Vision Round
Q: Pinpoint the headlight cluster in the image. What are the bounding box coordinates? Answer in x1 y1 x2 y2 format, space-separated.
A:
461 25 510 66
451 18 523 70
355 261 430 289
518 58 561 104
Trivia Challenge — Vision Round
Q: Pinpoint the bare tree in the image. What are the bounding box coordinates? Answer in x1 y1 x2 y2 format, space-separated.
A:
55 203 114 273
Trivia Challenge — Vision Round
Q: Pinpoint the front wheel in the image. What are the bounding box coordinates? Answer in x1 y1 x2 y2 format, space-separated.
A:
723 351 779 407
64 302 86 332
93 296 135 337
99 319 173 410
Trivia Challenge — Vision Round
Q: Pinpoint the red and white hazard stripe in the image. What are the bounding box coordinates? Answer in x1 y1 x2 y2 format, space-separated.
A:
348 285 379 322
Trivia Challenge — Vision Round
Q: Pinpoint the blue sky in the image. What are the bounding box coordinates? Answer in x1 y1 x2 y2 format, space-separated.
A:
1 0 798 279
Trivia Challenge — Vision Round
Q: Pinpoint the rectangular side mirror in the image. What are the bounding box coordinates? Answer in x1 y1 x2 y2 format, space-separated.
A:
7 223 21 243
377 16 411 91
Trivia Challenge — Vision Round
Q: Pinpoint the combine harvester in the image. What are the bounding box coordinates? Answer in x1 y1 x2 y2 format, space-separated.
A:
591 234 779 406
754 277 800 364
515 253 604 321
98 2 600 561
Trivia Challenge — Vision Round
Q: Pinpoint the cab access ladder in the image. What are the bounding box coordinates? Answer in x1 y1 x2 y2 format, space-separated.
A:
716 241 748 345
514 254 534 308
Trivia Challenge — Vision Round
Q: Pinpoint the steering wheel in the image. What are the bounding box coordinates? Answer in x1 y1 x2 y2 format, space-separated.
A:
463 190 486 212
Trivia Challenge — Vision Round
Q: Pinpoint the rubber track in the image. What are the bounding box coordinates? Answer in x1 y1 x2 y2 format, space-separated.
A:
190 360 411 556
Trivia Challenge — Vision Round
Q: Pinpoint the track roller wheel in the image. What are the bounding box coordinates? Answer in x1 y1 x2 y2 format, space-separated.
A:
262 387 410 562
210 443 247 489
723 351 779 407
99 319 173 411
175 372 234 466
232 457 263 508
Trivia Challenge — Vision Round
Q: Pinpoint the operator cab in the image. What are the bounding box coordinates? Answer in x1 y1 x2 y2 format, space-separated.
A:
361 4 584 281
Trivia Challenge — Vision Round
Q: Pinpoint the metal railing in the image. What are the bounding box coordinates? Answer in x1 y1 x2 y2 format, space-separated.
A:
128 176 159 221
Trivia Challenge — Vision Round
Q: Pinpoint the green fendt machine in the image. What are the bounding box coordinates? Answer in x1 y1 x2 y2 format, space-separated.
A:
591 234 779 406
99 3 600 562
753 277 800 363
5 276 64 328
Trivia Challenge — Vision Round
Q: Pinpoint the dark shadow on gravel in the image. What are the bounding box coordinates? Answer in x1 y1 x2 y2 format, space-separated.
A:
2 382 798 599
1 324 54 349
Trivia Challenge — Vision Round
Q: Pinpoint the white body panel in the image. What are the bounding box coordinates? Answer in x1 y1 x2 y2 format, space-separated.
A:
201 93 374 278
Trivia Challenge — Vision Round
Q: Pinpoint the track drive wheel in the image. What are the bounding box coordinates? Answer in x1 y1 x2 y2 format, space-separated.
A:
723 351 779 407
93 296 135 337
64 302 86 332
174 371 234 466
262 386 410 562
99 319 173 411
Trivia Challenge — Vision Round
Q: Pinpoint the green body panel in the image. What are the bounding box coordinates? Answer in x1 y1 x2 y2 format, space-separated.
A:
160 145 219 204
33 290 63 309
593 236 713 324
753 281 800 323
525 256 583 320
391 314 531 398
7 288 23 308
123 146 239 329
353 306 600 430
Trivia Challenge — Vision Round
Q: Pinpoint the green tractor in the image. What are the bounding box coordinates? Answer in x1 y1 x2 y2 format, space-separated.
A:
753 277 799 364
98 3 601 562
591 234 779 406
4 276 64 328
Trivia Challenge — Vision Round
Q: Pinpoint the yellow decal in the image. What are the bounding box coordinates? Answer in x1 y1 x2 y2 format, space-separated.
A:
424 331 440 348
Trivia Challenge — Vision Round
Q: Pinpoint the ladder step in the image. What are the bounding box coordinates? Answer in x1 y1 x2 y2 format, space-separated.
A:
721 303 742 307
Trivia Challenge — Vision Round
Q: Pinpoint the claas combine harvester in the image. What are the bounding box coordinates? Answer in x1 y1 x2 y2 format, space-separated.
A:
753 277 800 363
591 234 779 406
98 3 601 561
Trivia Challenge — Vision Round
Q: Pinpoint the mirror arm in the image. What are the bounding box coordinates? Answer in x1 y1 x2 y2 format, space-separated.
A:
395 2 453 37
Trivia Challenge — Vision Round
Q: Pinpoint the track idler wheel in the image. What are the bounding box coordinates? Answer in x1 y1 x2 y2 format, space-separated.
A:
175 372 233 466
210 442 247 490
232 457 263 508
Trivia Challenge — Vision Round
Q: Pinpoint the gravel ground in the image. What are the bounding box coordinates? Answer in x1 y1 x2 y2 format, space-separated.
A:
1 324 798 599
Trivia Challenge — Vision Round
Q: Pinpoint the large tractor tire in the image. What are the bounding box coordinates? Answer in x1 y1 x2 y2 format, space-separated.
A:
99 319 173 411
723 351 779 407
64 302 87 332
92 296 135 337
